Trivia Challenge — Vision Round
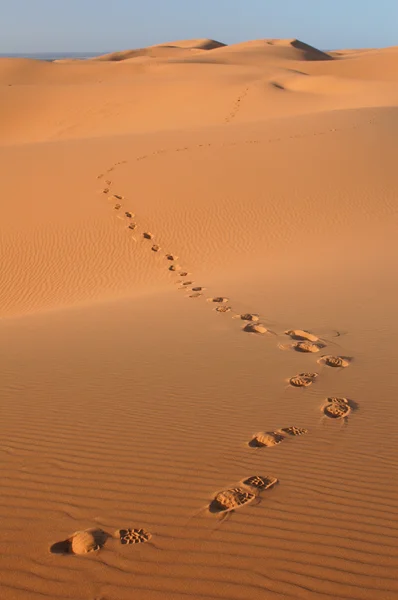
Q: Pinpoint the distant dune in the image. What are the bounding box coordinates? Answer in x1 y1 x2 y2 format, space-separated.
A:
156 38 226 50
92 38 226 61
209 37 333 61
91 38 330 64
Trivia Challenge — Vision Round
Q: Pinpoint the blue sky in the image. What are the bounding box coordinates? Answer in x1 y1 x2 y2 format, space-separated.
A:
1 0 397 53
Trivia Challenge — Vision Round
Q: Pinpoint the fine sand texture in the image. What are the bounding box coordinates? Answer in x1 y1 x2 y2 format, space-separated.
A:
1 38 398 600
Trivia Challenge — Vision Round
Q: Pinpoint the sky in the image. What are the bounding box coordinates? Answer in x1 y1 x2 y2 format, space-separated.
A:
0 0 397 53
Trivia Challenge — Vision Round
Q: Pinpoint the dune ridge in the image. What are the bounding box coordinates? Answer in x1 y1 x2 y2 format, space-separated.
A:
1 35 398 600
91 38 226 62
91 37 331 63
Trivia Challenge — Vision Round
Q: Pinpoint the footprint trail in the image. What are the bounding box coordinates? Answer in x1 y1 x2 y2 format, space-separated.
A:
90 151 357 545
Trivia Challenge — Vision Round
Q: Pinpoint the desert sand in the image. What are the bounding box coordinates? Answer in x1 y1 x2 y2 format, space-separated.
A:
0 38 398 600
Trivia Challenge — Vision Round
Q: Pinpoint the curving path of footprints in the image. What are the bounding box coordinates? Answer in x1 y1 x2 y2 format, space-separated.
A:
51 150 358 553
96 114 376 181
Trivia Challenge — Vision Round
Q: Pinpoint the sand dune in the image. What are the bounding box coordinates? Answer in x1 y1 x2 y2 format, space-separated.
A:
91 45 200 62
1 37 398 600
92 38 225 62
92 37 331 64
161 38 226 50
206 37 333 61
1 39 398 144
305 45 398 81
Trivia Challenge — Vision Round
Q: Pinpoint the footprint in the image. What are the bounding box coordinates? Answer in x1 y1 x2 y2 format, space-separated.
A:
243 323 271 335
249 427 308 447
235 313 260 322
215 305 232 313
143 232 153 240
285 329 319 342
279 426 308 436
128 223 137 231
242 475 278 491
105 180 112 185
285 329 342 344
208 297 229 304
108 194 123 202
293 341 325 353
322 397 357 420
117 528 152 545
318 355 352 368
192 286 205 292
125 211 134 219
289 372 318 387
103 188 110 194
151 244 161 252
285 329 320 342
280 341 325 353
249 431 286 448
209 486 257 515
165 254 178 261
169 265 181 272
189 292 203 298
179 271 189 277
114 203 122 210
50 528 108 555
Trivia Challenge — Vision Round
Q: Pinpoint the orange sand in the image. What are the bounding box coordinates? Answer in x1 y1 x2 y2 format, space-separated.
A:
1 38 398 600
